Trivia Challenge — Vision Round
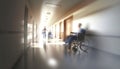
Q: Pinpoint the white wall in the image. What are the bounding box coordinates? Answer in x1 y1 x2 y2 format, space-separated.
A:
73 0 120 55
0 0 25 69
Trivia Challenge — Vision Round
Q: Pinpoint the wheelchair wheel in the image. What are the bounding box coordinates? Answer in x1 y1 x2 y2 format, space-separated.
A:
80 39 89 52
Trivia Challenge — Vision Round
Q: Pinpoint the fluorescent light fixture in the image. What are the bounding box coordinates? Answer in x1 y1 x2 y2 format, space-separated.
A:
46 3 60 8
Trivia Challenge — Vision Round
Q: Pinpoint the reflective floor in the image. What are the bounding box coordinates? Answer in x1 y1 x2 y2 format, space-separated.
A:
13 41 120 69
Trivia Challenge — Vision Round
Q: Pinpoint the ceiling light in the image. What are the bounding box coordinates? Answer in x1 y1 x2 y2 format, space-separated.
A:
46 3 60 8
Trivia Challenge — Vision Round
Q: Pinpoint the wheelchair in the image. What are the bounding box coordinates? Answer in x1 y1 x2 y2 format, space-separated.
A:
65 32 89 55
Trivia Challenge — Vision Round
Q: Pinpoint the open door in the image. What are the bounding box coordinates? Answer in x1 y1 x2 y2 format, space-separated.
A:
63 16 73 40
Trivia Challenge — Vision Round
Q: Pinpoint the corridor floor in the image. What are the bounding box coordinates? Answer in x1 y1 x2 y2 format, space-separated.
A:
13 41 120 69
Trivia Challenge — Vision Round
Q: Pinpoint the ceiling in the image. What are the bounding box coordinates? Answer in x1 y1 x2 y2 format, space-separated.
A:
28 0 90 26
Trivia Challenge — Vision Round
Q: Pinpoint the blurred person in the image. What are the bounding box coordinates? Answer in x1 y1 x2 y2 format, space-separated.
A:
48 31 53 39
42 26 47 39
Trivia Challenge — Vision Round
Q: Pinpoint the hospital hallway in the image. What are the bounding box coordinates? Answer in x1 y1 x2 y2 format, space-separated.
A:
1 0 120 69
12 41 120 69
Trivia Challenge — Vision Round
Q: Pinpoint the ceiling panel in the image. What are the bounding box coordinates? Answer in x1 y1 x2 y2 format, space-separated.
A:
28 0 90 26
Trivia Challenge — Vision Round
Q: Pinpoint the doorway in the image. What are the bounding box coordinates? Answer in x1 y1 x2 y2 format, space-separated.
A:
63 16 73 40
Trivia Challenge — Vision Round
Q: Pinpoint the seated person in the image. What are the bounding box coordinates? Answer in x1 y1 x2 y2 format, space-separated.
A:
48 31 53 39
65 23 86 46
